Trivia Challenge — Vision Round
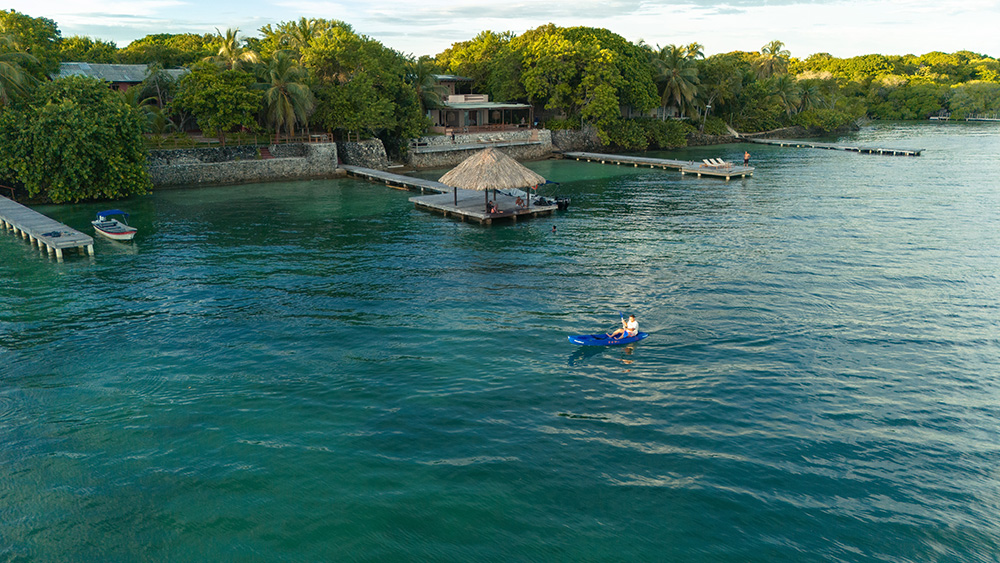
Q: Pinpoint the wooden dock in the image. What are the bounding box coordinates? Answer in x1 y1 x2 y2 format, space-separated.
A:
745 138 923 156
341 165 450 193
0 196 94 260
342 165 559 224
409 190 558 225
564 151 755 180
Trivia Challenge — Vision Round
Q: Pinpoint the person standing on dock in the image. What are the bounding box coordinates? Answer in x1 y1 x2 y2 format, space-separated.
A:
744 151 750 166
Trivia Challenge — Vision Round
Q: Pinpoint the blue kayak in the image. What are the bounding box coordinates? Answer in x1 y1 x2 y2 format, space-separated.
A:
568 332 649 346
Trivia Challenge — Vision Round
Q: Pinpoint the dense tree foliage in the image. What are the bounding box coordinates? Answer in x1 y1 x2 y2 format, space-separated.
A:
2 9 999 201
0 33 37 106
207 28 260 71
0 10 60 77
117 33 216 67
58 36 118 63
0 76 150 202
294 20 426 143
171 63 262 145
650 44 700 117
436 24 659 145
261 50 315 141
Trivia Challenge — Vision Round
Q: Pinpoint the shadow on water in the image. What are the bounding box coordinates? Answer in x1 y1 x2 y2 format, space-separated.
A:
567 341 641 366
567 345 605 366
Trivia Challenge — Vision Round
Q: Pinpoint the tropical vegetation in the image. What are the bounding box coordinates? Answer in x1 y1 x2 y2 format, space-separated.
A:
0 8 998 201
0 75 151 202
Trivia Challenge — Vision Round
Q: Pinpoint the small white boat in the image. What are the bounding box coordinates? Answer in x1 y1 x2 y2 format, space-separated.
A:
92 209 137 241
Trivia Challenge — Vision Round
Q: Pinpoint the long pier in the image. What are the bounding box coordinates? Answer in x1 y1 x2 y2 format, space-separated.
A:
341 165 450 193
745 138 923 156
563 151 755 180
341 165 559 224
0 196 94 260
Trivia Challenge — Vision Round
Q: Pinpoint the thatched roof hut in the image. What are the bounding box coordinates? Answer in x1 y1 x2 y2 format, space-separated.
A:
438 147 546 209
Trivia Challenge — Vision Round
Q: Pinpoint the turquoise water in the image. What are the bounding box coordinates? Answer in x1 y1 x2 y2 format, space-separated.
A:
2 122 999 561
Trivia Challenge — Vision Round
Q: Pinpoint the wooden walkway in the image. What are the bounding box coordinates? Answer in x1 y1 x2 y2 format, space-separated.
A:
341 165 559 224
341 165 450 193
0 196 94 260
564 152 755 180
409 190 558 225
745 138 923 156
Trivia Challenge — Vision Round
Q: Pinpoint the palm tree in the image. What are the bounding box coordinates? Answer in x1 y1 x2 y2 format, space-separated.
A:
768 74 801 116
797 80 822 112
651 44 700 118
0 34 37 106
262 50 315 142
208 28 260 70
284 17 324 54
118 85 169 133
406 56 447 114
756 40 791 79
684 42 705 60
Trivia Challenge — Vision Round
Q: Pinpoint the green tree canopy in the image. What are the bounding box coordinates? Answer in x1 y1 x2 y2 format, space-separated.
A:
651 44 701 117
302 24 424 142
206 28 260 71
254 18 336 60
435 31 515 97
0 33 37 105
58 35 118 63
0 75 151 202
406 55 447 112
118 33 216 67
171 62 262 145
755 40 791 79
261 50 315 141
0 10 61 77
948 81 1000 118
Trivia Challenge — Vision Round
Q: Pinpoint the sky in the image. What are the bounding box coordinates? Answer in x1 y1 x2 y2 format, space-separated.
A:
8 0 1000 59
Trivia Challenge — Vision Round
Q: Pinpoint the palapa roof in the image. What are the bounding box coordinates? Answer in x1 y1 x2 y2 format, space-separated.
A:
438 147 545 192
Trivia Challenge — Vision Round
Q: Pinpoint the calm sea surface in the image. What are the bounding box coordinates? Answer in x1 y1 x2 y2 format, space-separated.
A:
2 122 999 561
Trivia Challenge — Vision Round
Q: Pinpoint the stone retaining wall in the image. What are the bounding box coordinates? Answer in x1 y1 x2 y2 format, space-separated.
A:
413 128 543 148
148 143 340 188
407 129 553 168
149 146 260 166
337 139 389 170
686 132 739 146
550 126 603 152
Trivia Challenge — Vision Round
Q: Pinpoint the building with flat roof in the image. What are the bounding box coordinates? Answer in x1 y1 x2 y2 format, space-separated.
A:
427 75 534 134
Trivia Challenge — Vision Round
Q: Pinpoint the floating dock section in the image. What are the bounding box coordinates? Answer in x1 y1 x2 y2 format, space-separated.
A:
341 165 559 224
563 152 754 180
745 138 923 156
0 196 94 260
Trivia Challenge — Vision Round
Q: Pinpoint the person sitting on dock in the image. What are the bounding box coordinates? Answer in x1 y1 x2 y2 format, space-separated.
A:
487 200 498 214
515 196 525 208
609 315 638 339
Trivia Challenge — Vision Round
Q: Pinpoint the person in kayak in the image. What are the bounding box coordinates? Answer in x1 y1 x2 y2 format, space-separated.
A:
609 314 638 339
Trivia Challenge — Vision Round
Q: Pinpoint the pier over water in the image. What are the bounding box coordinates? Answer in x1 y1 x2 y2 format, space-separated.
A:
0 196 94 260
563 152 755 180
745 137 923 156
